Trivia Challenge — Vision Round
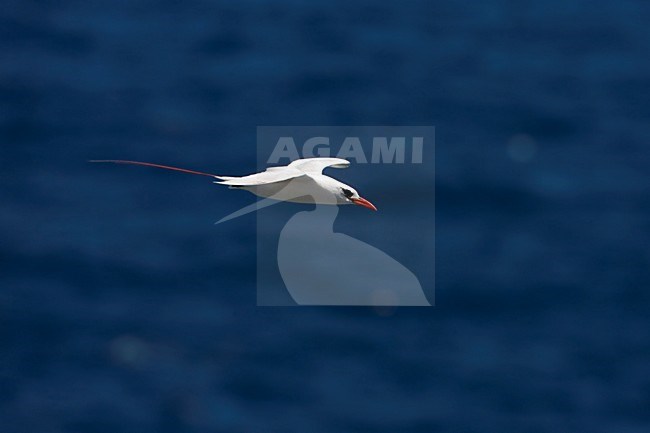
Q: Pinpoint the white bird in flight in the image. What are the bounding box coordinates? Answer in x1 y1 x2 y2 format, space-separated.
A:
91 157 377 211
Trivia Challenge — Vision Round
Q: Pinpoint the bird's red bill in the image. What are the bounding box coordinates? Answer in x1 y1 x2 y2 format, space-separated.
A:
351 197 377 211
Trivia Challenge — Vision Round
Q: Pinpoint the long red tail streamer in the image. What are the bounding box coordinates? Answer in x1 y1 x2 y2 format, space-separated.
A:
89 160 219 178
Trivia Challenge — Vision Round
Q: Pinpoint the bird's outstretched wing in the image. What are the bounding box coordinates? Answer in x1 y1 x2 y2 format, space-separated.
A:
288 157 350 174
216 158 350 186
215 166 306 186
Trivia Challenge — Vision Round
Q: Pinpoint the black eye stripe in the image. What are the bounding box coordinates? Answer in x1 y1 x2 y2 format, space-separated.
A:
342 188 354 198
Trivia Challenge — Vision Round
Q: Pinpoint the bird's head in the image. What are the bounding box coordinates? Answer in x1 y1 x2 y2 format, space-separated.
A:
337 184 377 211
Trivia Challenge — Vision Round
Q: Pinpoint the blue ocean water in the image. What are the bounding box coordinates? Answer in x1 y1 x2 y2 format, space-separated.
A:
1 0 650 432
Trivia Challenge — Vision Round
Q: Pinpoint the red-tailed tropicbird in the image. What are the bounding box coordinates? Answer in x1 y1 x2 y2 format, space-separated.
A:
91 157 377 211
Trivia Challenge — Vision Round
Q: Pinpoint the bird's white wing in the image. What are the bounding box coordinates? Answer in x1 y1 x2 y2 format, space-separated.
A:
215 158 349 186
215 166 306 186
288 157 350 174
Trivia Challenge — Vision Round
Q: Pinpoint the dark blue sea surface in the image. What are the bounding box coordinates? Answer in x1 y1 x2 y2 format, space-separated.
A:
2 0 650 432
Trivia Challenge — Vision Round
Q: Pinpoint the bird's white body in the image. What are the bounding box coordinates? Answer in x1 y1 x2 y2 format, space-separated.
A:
214 158 376 209
234 175 340 204
216 158 349 202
